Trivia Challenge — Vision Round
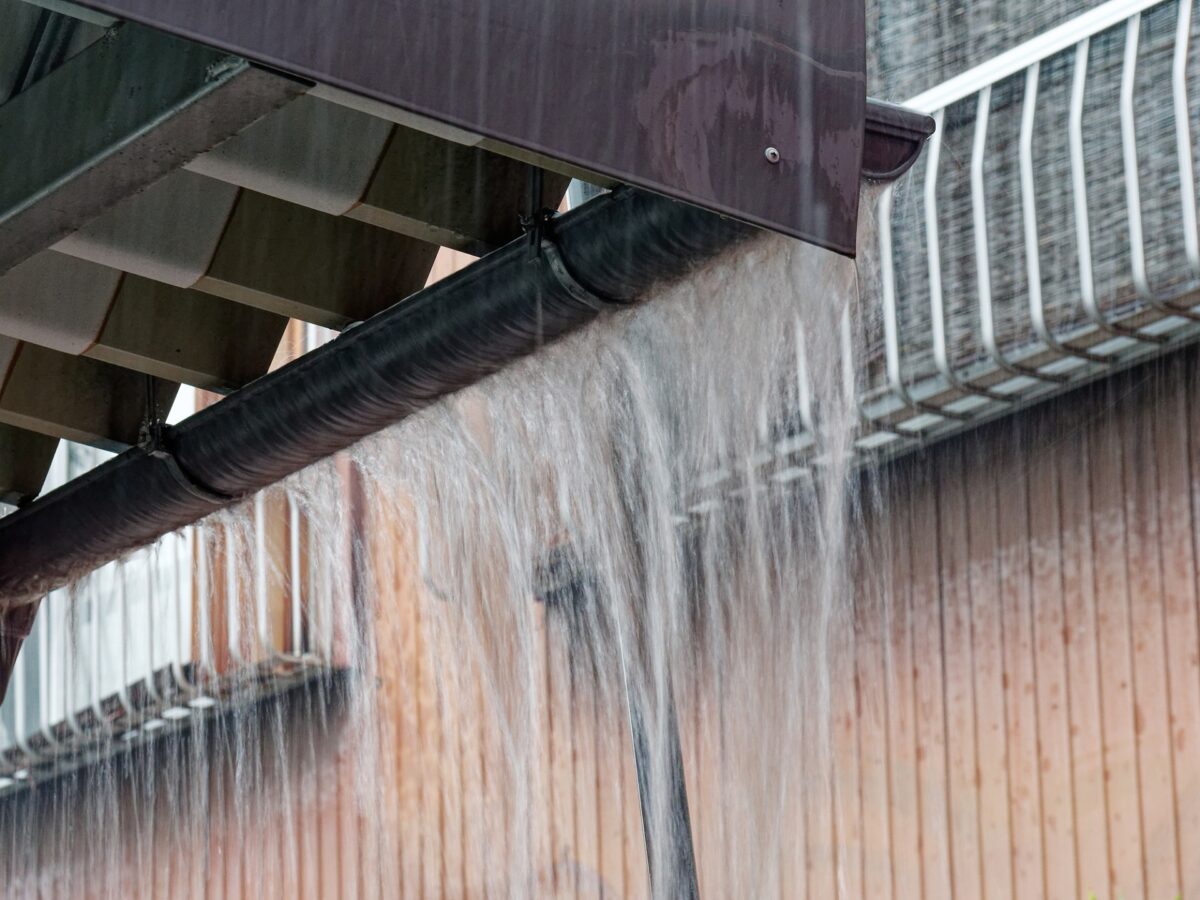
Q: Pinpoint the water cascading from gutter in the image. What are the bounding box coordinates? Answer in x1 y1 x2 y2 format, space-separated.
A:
0 100 931 900
0 189 752 613
0 188 760 713
0 92 935 645
0 100 933 760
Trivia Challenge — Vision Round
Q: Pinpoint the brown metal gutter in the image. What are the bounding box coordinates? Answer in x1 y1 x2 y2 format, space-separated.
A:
0 188 762 613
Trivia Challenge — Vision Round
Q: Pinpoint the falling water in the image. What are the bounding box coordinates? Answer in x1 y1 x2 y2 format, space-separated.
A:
0 190 884 898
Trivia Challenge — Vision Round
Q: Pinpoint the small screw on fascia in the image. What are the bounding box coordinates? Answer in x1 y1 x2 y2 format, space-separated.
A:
764 147 782 164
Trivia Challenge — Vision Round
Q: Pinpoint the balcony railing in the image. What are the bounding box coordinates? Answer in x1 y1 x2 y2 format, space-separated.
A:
0 335 344 791
857 0 1200 454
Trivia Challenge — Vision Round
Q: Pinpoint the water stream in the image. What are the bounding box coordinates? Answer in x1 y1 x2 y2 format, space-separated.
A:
0 193 882 898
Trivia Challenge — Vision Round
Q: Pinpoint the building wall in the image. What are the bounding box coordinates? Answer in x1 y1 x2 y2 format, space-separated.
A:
12 345 1192 899
868 0 1100 99
5 6 1200 894
329 330 1200 900
837 351 1200 900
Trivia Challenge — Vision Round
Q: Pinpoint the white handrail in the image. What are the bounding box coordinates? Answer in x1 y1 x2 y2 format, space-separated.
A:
905 0 1171 113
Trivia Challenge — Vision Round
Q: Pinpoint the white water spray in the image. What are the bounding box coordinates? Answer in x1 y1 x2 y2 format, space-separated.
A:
0 193 882 898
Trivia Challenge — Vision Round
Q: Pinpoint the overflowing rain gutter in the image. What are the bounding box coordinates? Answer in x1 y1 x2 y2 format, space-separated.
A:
0 93 933 693
0 1 933 888
0 189 743 609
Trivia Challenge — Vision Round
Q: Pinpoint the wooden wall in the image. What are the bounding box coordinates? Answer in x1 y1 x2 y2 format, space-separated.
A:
205 349 1199 900
820 351 1200 900
8 346 1200 900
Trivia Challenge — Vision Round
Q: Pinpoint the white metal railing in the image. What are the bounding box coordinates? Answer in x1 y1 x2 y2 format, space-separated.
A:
861 0 1200 455
0 353 341 792
905 0 1176 114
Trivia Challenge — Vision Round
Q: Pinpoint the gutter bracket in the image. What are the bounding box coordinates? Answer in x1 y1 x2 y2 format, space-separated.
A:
148 442 241 506
138 420 237 508
538 236 610 312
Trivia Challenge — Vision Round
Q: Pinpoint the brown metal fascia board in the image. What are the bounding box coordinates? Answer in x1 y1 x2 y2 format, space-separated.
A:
69 0 867 254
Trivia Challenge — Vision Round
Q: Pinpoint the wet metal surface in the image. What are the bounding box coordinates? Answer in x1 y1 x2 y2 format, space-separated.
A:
70 0 867 252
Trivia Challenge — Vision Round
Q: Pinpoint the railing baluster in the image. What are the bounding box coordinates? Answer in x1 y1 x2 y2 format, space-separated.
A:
254 492 280 663
196 529 214 684
144 549 166 708
62 589 86 739
289 496 304 658
1071 37 1164 343
89 575 106 729
12 631 40 762
974 86 1072 378
1174 0 1200 276
928 108 1012 400
226 522 247 669
170 529 199 698
1024 62 1107 362
792 316 816 437
1124 10 1200 316
116 564 137 722
878 185 964 423
37 599 63 751
877 186 907 412
1124 13 1152 298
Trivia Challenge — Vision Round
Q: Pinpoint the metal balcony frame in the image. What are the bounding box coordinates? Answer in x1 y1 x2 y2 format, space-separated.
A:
861 0 1200 460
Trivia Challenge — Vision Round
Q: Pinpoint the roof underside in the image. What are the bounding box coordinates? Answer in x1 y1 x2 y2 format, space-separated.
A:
0 0 926 511
0 0 580 506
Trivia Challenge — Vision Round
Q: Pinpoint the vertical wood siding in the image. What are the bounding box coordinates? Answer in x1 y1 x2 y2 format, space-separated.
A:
8 351 1200 899
337 351 1194 900
217 353 1200 898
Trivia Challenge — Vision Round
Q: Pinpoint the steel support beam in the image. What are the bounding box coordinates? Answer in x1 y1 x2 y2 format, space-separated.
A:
0 252 288 390
54 170 440 329
0 20 304 275
0 340 176 449
0 425 57 506
86 275 288 391
349 128 570 257
191 190 439 328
